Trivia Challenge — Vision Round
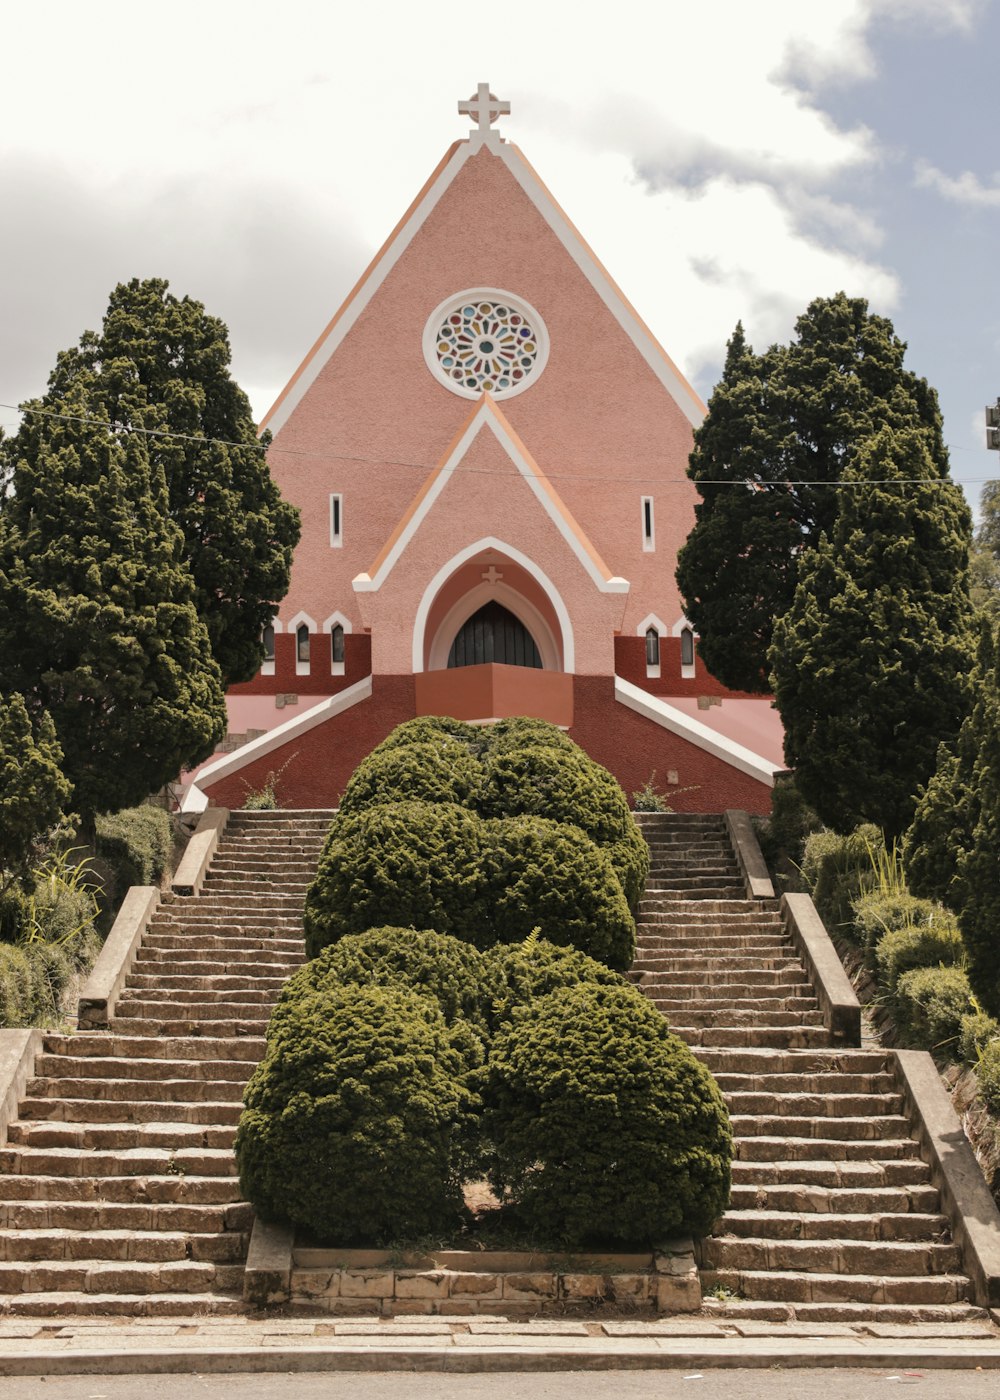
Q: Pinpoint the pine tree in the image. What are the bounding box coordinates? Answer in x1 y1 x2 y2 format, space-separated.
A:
0 693 71 884
957 640 1000 1017
0 376 227 819
43 279 300 685
677 294 950 694
769 425 974 838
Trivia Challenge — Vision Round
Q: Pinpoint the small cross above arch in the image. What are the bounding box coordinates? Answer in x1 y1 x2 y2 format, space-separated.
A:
481 565 504 586
459 83 510 138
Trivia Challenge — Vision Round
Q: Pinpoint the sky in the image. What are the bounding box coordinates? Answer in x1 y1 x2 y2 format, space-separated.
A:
2 0 999 512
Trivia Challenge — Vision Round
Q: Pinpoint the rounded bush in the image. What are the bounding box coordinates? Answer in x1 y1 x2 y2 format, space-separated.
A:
480 816 635 971
282 926 486 1031
894 964 971 1052
976 1040 1000 1115
368 716 486 758
482 983 732 1245
236 984 479 1244
958 1011 1000 1065
303 803 485 957
608 822 652 909
484 717 578 755
479 742 632 847
853 892 945 959
482 936 625 1032
874 918 964 997
338 742 484 817
804 824 882 934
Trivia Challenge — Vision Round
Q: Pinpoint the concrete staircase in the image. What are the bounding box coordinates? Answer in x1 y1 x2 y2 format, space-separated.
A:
0 809 333 1317
632 812 984 1324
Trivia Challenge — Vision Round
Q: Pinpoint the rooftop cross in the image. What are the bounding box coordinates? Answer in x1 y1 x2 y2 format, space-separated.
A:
458 83 510 139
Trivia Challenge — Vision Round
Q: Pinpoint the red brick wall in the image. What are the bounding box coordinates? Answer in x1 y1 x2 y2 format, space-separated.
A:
205 671 772 816
614 636 765 701
227 632 373 698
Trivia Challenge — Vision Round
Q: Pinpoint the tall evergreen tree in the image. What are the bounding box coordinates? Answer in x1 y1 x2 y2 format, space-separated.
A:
0 693 71 886
41 279 300 685
677 294 949 694
956 640 1000 1017
0 377 226 819
769 425 974 838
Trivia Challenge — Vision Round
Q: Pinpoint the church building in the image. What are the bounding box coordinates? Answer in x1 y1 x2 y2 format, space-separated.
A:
184 87 784 815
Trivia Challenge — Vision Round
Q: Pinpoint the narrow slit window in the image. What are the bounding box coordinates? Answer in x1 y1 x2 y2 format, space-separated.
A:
331 623 345 665
296 623 310 665
330 493 343 547
645 627 660 667
262 624 275 664
642 496 655 551
680 627 695 668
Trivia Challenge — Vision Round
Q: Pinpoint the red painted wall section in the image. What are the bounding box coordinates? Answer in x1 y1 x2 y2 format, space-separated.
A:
614 636 766 701
569 676 773 816
204 673 772 816
228 633 373 697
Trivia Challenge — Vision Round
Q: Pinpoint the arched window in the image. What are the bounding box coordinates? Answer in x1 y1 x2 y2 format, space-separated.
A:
296 623 310 665
645 627 660 667
262 624 275 664
448 602 542 670
680 627 695 668
331 623 345 665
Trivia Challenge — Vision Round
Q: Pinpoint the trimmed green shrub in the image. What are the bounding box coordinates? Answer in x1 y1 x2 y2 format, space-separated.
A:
874 918 964 997
367 715 487 758
479 741 633 846
282 927 487 1031
95 806 173 888
0 940 76 1027
959 1011 1000 1064
484 717 578 755
482 936 625 1032
236 984 480 1244
803 824 883 934
338 742 484 817
303 803 485 958
977 1040 1000 1114
757 773 821 866
304 804 636 970
479 816 635 971
853 892 948 959
894 964 971 1051
609 822 652 909
482 983 732 1245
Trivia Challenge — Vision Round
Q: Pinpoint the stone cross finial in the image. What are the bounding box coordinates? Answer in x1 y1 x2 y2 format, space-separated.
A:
459 83 510 137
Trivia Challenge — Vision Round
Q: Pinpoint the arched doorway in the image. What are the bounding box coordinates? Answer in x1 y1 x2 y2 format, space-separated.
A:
447 602 542 669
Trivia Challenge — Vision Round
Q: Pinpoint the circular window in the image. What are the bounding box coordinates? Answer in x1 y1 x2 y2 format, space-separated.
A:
422 290 549 400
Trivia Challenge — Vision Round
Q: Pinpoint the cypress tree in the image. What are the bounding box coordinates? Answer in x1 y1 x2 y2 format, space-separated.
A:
43 279 300 685
957 641 1000 1017
677 294 949 694
0 376 226 819
0 693 71 884
769 425 974 838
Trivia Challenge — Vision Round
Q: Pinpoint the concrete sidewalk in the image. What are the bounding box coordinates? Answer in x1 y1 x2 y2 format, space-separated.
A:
1 1313 1000 1375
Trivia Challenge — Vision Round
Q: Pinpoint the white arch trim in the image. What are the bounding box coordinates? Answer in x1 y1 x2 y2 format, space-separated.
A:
671 615 694 637
636 613 668 638
286 610 318 635
428 580 561 672
412 538 575 674
321 611 353 635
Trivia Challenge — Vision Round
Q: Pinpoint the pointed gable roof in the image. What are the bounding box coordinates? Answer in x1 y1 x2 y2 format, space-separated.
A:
260 135 706 438
353 395 629 595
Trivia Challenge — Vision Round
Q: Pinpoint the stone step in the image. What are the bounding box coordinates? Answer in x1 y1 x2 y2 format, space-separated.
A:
699 1236 963 1276
694 1049 892 1075
733 1137 920 1164
0 1259 223 1295
671 1027 835 1049
43 1033 265 1062
730 1114 913 1142
726 1182 941 1214
132 955 299 976
17 1094 243 1124
116 988 285 1008
109 1017 269 1038
114 999 276 1021
0 1175 244 1205
700 1300 986 1324
137 934 303 955
657 1009 827 1030
0 1201 253 1232
714 1211 951 1242
5 1120 237 1151
0 1228 248 1264
697 1268 969 1305
0 1146 239 1178
635 969 811 989
715 1072 899 1094
724 1091 904 1116
638 954 803 973
32 1055 253 1085
731 1159 932 1188
0 1290 248 1318
651 997 819 1015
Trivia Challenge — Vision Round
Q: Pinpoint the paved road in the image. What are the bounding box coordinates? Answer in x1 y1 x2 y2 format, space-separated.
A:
3 1370 996 1400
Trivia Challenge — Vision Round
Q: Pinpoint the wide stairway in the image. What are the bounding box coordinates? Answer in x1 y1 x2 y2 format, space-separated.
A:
0 809 333 1317
633 811 984 1324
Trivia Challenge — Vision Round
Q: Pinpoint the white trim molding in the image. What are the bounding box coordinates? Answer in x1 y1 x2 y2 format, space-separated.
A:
411 537 575 674
287 612 318 677
614 676 780 787
670 614 696 678
636 612 667 679
181 678 375 814
427 579 561 672
322 611 353 677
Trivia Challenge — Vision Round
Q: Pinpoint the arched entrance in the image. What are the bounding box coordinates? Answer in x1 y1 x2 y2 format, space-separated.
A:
448 602 542 670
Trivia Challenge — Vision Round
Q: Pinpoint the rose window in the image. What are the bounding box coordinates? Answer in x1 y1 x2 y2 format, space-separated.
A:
423 291 548 400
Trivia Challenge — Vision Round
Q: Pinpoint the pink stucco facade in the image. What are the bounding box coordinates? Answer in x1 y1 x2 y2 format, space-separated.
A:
194 119 781 814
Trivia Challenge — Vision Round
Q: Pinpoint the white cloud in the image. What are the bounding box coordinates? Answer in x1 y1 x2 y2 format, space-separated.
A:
0 0 979 419
915 159 1000 207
